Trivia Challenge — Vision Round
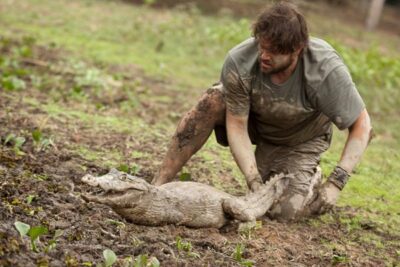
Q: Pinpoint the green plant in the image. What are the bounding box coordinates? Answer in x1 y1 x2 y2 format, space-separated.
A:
120 255 159 267
14 221 30 237
179 172 191 181
117 163 141 176
133 254 160 267
32 129 55 152
103 249 117 267
45 229 63 252
106 219 126 228
26 194 36 204
1 75 26 91
238 221 262 240
175 236 200 258
14 221 49 252
232 243 254 267
331 253 349 264
4 133 26 155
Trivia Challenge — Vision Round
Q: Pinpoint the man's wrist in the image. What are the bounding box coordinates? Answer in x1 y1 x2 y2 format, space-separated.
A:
328 166 350 190
246 174 263 189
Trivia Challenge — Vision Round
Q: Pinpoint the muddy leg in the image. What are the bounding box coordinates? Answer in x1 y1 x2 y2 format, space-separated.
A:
152 87 225 185
255 136 329 221
268 168 322 221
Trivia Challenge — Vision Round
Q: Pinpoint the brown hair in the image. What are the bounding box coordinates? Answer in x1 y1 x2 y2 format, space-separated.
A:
252 1 309 54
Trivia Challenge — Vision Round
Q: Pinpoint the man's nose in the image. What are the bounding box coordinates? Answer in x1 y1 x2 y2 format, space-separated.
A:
260 51 272 61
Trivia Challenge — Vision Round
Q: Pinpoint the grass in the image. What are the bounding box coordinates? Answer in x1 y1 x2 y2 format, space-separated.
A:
0 0 399 241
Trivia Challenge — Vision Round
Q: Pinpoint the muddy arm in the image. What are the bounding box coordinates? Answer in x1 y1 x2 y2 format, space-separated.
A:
226 111 262 191
338 109 372 175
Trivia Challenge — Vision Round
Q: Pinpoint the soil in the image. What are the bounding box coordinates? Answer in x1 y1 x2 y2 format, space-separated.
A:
1 31 399 267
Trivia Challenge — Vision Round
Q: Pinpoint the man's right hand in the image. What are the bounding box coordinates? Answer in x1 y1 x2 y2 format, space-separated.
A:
247 175 264 192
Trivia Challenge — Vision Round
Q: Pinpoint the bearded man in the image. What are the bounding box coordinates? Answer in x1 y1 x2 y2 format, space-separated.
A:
151 2 372 221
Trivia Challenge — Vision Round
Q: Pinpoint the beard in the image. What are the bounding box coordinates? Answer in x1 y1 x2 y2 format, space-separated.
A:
260 54 295 74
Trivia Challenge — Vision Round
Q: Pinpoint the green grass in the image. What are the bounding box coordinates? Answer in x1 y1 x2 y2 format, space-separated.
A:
1 0 399 229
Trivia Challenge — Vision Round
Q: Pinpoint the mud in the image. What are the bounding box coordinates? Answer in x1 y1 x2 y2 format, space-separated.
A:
1 38 399 266
175 88 224 150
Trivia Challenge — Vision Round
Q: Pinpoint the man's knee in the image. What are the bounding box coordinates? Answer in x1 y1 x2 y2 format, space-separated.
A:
267 169 322 221
196 85 226 124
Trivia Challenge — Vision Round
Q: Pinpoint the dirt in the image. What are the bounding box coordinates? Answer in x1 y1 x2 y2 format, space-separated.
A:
1 37 399 266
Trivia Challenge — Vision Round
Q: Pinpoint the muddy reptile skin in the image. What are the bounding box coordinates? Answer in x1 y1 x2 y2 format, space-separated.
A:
82 169 289 228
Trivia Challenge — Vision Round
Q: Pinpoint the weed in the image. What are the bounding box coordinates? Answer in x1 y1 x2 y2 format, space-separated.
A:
238 221 262 240
331 250 349 264
339 214 363 232
14 221 48 252
175 236 200 258
14 221 30 237
178 172 191 182
4 133 26 155
120 255 160 267
106 219 126 229
26 194 36 204
45 229 63 253
232 243 254 267
117 163 141 176
103 249 117 267
1 76 26 91
32 129 55 152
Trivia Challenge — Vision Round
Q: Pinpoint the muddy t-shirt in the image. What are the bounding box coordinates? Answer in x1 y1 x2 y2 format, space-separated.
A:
220 37 365 146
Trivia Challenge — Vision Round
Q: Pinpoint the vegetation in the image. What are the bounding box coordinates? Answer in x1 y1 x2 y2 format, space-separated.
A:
1 0 399 265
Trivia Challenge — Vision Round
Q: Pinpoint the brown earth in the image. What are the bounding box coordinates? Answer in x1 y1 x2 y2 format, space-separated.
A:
0 37 399 266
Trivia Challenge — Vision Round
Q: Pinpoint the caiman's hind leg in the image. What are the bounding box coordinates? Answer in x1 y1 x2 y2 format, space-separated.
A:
222 173 290 221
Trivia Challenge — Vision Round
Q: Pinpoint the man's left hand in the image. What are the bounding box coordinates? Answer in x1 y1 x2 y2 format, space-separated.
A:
308 181 341 215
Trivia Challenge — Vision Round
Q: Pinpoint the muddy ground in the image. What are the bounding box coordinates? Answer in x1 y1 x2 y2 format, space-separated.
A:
0 37 399 266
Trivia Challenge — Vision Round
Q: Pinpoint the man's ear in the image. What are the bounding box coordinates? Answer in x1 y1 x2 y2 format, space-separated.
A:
295 45 304 57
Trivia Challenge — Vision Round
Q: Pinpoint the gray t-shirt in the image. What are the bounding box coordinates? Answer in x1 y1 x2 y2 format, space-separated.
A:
220 37 365 146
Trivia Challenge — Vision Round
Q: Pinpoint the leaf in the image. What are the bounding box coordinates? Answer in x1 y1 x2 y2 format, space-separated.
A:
54 229 63 239
14 136 26 149
14 221 30 237
134 254 148 267
179 172 191 182
26 195 35 204
117 164 129 173
28 225 48 241
32 129 42 143
4 133 15 145
103 249 117 267
149 257 160 267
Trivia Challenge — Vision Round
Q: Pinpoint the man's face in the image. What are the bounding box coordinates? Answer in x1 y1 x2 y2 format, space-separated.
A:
258 39 298 74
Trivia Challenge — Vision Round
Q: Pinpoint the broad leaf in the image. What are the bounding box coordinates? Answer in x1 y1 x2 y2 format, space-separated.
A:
103 249 117 267
14 221 30 237
28 225 48 241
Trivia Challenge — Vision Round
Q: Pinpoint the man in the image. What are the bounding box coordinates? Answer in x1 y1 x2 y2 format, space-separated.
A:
151 2 372 221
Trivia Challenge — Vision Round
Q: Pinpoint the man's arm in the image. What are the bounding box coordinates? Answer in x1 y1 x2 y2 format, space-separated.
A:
310 108 373 213
226 110 263 191
338 108 373 174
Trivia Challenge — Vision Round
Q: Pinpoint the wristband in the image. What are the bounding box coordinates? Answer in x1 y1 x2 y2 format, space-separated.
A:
328 166 350 190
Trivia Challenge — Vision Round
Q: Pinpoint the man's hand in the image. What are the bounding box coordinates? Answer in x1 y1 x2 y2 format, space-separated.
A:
248 178 263 192
309 181 341 215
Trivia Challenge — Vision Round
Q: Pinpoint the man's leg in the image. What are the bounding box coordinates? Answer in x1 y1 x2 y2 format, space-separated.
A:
152 85 226 185
255 135 330 221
